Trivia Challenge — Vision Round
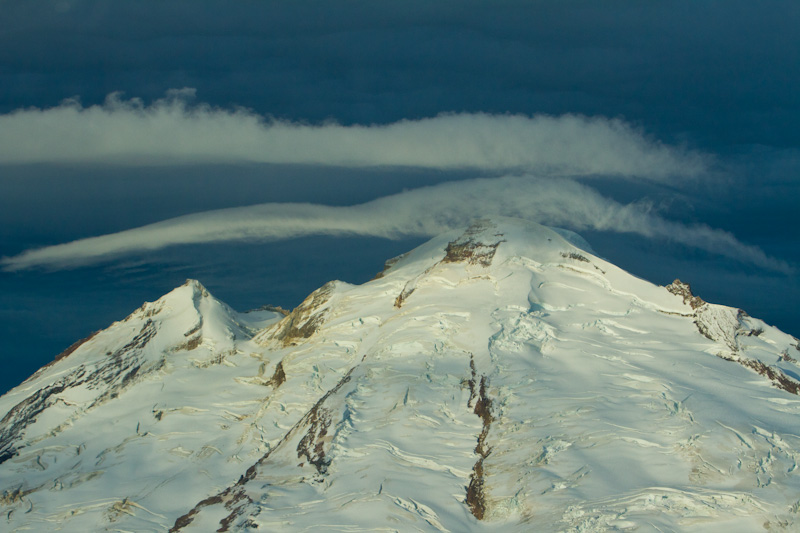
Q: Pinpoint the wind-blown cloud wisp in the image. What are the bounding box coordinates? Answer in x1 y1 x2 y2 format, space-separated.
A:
1 176 789 274
0 89 707 180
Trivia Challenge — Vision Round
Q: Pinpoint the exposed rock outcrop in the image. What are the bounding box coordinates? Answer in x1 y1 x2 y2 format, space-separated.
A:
261 282 337 346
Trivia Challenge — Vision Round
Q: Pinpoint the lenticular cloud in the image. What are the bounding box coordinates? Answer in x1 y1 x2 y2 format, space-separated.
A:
0 89 706 180
1 176 789 274
1 91 776 275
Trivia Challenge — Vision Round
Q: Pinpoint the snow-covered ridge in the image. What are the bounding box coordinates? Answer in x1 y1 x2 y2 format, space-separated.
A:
2 217 799 532
667 279 800 395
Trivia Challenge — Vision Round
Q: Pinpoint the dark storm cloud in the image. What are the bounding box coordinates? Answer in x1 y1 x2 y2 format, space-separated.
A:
1 1 798 148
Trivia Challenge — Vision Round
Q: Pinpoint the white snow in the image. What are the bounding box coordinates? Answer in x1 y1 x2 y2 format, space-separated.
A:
1 217 799 532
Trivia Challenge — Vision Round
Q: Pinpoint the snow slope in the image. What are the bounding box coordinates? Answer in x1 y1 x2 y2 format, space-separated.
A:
2 217 799 532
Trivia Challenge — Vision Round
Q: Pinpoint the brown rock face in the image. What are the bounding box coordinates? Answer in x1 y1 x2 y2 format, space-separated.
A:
263 282 336 346
665 279 706 310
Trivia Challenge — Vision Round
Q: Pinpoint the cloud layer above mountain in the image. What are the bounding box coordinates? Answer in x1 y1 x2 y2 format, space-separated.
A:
2 176 788 274
0 90 707 180
1 89 784 275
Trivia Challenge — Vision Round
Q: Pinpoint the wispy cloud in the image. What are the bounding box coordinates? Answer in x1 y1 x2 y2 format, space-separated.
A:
0 89 707 179
1 176 789 274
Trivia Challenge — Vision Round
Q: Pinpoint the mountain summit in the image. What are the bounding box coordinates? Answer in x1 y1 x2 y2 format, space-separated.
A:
2 218 799 532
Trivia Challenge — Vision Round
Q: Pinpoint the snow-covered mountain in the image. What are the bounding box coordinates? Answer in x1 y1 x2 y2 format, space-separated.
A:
2 217 800 532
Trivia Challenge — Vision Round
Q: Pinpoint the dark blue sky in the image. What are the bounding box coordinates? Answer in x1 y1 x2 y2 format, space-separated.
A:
1 0 799 394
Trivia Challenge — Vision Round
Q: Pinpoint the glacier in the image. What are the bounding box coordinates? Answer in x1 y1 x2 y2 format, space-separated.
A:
1 217 799 532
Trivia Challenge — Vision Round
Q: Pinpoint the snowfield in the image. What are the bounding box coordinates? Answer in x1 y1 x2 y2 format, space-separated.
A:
1 217 799 532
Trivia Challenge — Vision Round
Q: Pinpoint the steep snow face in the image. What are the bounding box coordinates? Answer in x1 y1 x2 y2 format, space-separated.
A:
0 280 284 530
2 218 800 532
